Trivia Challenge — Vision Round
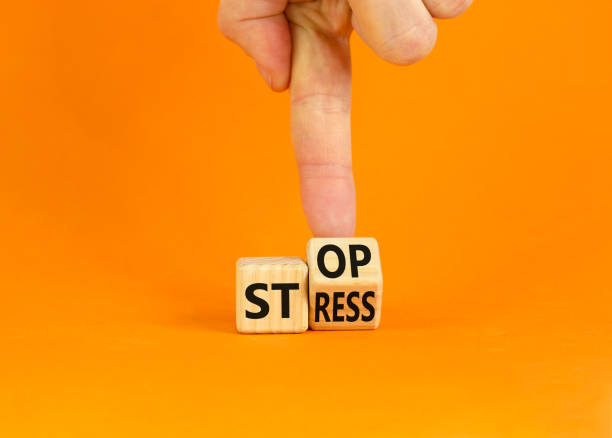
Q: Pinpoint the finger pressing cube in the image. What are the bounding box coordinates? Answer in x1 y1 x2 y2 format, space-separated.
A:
236 257 309 334
306 238 383 330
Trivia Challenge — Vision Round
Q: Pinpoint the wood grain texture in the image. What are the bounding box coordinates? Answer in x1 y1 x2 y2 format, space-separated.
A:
236 257 308 334
307 238 383 330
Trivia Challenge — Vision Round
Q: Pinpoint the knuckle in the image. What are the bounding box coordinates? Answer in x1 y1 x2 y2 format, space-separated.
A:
298 162 354 183
378 20 438 65
291 93 351 115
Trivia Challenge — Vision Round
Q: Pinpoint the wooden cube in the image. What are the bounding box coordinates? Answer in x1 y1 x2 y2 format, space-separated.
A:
236 257 309 334
307 238 382 330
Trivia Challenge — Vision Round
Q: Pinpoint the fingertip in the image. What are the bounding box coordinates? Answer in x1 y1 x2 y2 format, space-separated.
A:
299 167 356 238
307 201 356 237
254 61 290 92
270 76 290 92
425 0 473 19
311 218 356 238
254 61 272 88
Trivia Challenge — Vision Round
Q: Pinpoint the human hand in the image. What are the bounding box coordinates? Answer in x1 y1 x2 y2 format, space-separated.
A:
218 0 471 236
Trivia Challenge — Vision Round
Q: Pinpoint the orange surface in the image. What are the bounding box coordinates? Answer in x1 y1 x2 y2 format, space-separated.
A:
1 1 612 436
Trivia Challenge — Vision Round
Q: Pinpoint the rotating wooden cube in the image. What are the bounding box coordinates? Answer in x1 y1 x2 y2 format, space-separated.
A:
306 238 383 330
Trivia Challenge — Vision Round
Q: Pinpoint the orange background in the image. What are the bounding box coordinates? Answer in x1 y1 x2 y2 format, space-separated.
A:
1 0 612 436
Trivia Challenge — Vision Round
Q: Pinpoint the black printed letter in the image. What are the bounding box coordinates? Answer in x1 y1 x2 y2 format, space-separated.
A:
361 291 376 322
317 244 346 278
271 283 300 318
245 283 269 319
346 291 360 322
314 292 331 322
349 244 371 278
332 292 345 322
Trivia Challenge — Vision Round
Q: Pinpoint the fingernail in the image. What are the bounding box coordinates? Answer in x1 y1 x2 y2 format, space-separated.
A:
255 61 272 88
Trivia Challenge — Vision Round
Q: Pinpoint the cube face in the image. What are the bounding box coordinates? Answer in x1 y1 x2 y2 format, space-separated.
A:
307 238 383 330
236 257 308 334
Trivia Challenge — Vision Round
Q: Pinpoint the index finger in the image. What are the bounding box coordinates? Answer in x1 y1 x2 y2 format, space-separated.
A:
287 3 356 237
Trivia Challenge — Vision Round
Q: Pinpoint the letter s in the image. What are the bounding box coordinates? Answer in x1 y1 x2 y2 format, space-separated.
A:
361 291 376 322
245 283 269 319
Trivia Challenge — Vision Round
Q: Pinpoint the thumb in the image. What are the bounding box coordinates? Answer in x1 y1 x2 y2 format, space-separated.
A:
287 4 355 237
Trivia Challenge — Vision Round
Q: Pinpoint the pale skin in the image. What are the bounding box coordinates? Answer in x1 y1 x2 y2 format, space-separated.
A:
218 0 472 237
